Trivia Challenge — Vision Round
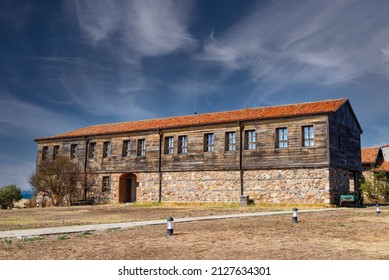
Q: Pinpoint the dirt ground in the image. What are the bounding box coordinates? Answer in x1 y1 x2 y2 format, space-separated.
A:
1 205 388 260
0 203 291 231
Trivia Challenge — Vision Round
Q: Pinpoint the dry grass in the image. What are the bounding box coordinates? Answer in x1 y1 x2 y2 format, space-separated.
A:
1 205 388 260
0 202 327 231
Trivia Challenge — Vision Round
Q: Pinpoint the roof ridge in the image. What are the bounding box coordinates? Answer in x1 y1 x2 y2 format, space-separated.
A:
237 98 348 111
35 98 349 141
79 98 349 128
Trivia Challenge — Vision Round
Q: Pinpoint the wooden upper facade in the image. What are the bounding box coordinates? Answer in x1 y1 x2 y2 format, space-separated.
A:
35 98 363 173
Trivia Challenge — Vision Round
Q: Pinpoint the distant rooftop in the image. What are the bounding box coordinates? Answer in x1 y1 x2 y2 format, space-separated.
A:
361 147 380 164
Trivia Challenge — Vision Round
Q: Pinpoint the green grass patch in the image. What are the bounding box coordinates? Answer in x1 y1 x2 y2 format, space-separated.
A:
129 202 162 208
128 201 329 210
248 202 331 210
2 239 12 245
23 236 43 242
58 235 70 240
106 228 120 233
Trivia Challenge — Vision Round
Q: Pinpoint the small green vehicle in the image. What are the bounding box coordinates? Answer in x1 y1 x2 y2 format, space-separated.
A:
339 191 363 207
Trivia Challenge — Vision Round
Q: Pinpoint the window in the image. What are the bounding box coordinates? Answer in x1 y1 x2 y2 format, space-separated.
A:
245 130 256 150
137 139 146 156
226 132 236 151
302 125 314 147
42 146 49 161
204 133 215 152
53 146 59 160
89 143 97 159
276 128 288 148
122 140 131 157
102 176 110 192
103 141 112 158
178 135 188 154
70 144 77 159
165 136 174 155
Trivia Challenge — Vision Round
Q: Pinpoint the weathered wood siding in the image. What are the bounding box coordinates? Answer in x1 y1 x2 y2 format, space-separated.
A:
36 114 330 173
242 115 328 169
328 102 362 171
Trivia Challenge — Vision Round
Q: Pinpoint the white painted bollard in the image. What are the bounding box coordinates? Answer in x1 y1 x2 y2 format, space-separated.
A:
376 204 381 216
292 208 298 223
166 217 174 236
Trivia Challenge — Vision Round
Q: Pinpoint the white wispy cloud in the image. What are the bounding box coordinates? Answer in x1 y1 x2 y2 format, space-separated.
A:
74 0 120 42
55 59 156 120
0 93 81 138
199 0 389 87
69 0 197 58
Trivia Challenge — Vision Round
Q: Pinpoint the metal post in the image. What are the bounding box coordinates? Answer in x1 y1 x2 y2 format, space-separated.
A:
166 217 174 236
376 204 381 216
292 208 298 223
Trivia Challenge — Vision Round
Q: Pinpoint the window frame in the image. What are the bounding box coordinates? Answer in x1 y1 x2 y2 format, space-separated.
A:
70 144 77 159
165 136 174 155
103 141 112 158
245 130 256 150
137 139 146 157
225 131 237 151
89 142 97 159
42 146 49 161
276 127 288 149
302 125 315 147
53 145 59 160
122 140 131 157
102 176 110 192
204 133 215 152
178 135 188 154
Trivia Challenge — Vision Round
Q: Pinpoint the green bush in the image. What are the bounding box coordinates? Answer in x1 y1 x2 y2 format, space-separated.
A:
360 171 389 202
0 185 22 209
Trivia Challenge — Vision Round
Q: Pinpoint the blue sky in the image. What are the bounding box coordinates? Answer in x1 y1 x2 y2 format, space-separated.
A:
1 0 389 190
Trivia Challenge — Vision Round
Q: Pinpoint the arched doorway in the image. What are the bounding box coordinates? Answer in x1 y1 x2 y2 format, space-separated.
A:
119 173 137 203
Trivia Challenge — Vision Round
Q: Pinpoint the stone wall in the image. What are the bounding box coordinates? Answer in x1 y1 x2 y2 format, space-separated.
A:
160 171 241 202
87 173 121 203
135 172 160 202
89 167 351 205
244 168 331 204
328 167 350 204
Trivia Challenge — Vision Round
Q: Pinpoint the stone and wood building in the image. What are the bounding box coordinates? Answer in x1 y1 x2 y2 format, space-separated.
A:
34 98 362 205
361 144 389 177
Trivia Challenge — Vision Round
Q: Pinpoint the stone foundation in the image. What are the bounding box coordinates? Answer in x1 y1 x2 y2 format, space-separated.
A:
136 172 160 202
87 173 121 203
160 171 240 202
329 167 351 204
87 167 352 205
244 168 331 204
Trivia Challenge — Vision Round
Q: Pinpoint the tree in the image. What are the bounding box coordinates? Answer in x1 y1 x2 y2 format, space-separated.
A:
29 156 83 206
0 185 22 209
360 171 389 202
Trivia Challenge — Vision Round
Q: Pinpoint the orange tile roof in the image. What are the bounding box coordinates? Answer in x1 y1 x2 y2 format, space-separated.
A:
35 98 348 141
361 147 380 164
377 161 389 172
